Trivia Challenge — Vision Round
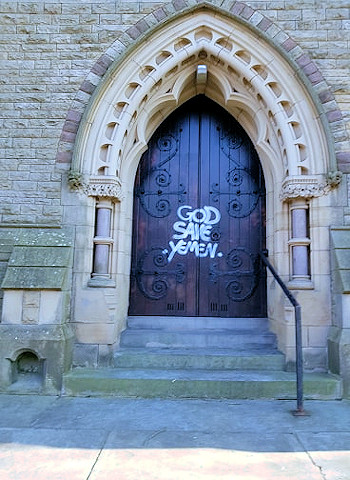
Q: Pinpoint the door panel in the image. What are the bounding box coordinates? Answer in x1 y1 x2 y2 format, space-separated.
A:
129 96 266 317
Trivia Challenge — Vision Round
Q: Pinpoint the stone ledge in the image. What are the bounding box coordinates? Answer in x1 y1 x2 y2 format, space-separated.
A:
1 228 74 291
2 266 69 290
8 246 72 268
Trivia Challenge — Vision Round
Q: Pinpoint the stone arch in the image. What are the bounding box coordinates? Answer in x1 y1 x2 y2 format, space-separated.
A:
64 2 345 370
57 1 348 173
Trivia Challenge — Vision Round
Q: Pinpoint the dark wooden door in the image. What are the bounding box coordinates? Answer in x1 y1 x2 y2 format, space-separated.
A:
129 96 266 317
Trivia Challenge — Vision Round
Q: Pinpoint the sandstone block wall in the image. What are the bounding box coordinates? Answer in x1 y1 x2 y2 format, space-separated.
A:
0 1 349 229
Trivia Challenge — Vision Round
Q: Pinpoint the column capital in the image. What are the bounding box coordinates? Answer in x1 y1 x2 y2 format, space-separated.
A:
68 172 123 202
280 172 342 202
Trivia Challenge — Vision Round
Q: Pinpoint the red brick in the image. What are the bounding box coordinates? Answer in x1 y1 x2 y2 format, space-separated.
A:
308 71 323 85
80 80 96 95
296 54 312 68
318 89 335 104
327 110 343 123
302 62 318 75
173 0 187 12
126 26 141 41
241 5 254 20
257 17 273 32
60 131 77 143
66 110 82 123
282 38 297 52
56 151 72 164
153 8 167 22
336 151 350 163
230 2 245 16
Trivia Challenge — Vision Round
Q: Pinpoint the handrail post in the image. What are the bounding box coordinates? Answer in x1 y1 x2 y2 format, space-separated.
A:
259 252 306 415
294 304 305 415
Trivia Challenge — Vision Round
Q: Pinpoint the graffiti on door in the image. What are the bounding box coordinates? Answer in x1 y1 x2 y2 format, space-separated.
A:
164 205 223 262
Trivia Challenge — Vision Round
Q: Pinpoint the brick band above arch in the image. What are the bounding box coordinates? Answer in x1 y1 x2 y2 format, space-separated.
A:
56 0 349 172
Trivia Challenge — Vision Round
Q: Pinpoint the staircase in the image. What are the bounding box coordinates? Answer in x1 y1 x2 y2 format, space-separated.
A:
63 316 342 399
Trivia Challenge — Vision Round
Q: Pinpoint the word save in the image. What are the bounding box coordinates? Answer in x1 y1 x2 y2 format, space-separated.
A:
165 205 223 262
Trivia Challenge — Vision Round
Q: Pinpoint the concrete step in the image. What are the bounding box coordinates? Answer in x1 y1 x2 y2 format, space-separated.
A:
63 368 342 400
114 348 286 371
120 330 277 348
127 316 270 331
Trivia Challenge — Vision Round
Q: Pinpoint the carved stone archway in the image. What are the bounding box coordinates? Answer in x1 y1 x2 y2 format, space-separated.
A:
64 4 343 370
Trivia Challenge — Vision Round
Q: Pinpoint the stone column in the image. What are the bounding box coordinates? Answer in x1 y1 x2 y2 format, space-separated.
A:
91 199 113 279
290 202 310 280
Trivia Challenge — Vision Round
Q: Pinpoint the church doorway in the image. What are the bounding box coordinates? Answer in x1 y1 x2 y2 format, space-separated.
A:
129 96 266 317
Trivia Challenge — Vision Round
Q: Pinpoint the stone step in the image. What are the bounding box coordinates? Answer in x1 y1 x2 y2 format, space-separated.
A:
120 329 277 348
114 348 286 371
63 368 342 400
127 316 269 331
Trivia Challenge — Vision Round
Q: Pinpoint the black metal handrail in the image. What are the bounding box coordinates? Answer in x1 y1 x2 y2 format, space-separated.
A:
260 251 305 415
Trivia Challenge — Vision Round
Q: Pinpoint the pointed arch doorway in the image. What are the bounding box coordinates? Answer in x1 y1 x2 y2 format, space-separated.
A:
129 96 266 318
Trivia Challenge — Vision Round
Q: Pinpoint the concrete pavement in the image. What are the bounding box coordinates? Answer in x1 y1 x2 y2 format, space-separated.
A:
0 395 349 479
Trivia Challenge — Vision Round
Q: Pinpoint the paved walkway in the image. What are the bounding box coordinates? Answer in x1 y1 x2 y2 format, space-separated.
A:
0 395 349 479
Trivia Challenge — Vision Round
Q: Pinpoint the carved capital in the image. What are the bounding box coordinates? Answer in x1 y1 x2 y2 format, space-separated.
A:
83 176 123 201
68 172 123 201
280 172 342 201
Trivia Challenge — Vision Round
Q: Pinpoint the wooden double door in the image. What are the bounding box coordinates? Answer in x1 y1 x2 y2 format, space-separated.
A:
129 96 266 317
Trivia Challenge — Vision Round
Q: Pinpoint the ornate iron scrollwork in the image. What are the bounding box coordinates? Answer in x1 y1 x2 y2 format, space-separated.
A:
211 168 260 218
156 135 178 164
136 174 185 218
135 247 185 300
219 127 244 156
210 125 262 218
209 247 260 302
136 133 186 218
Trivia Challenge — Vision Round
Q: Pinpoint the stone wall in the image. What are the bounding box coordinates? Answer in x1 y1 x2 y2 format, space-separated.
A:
0 0 349 226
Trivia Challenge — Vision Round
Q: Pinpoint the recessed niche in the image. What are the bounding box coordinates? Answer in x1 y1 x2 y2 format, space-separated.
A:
243 77 253 90
100 144 110 162
105 122 117 140
210 55 225 67
10 351 44 392
290 121 302 139
268 110 277 127
97 167 107 175
174 38 192 51
277 129 284 146
114 102 128 119
227 65 240 78
165 65 178 77
257 93 267 108
150 79 162 93
282 149 288 168
139 65 155 81
125 82 141 99
251 64 268 80
181 55 196 66
194 28 212 42
215 37 233 52
235 50 251 64
267 82 282 98
297 144 307 162
140 94 148 107
280 100 293 118
156 51 172 65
